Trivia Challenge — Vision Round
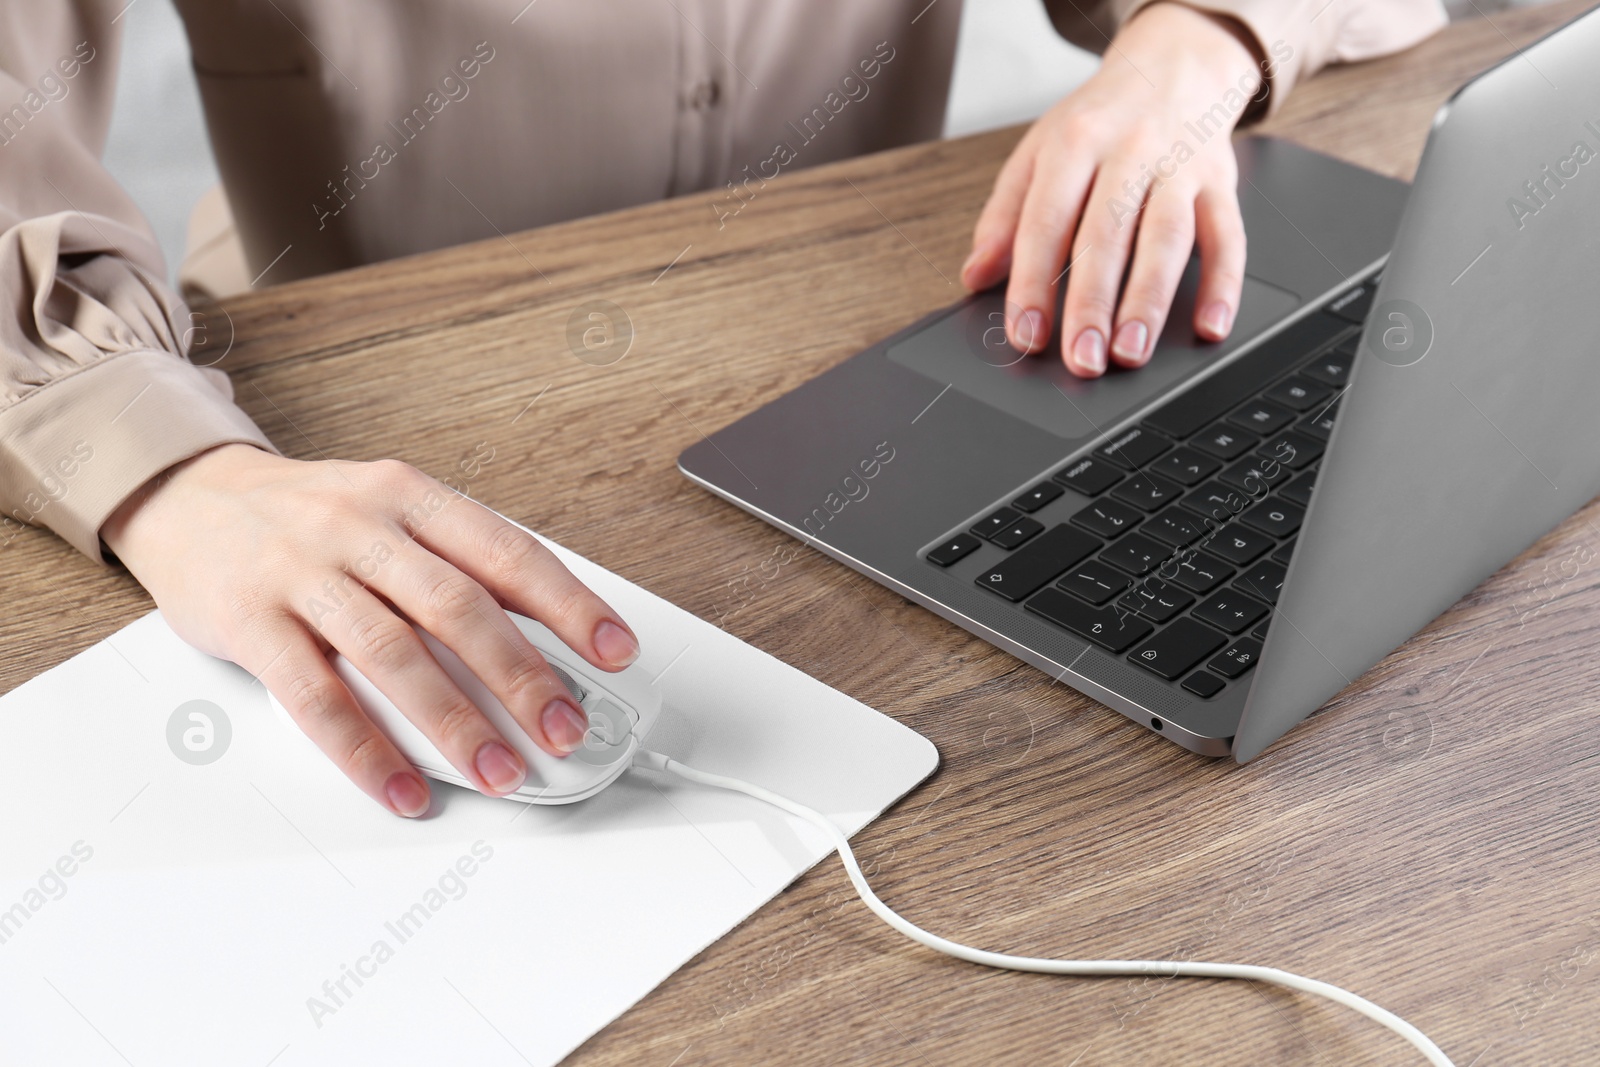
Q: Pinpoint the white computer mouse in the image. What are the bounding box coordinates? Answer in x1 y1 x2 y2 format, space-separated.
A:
267 611 660 804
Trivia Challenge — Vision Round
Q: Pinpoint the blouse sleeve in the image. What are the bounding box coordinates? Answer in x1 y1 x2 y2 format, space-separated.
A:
1043 0 1449 117
0 0 274 561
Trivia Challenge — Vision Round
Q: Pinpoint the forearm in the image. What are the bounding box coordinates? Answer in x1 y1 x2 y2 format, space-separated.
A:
1042 0 1449 117
0 2 275 560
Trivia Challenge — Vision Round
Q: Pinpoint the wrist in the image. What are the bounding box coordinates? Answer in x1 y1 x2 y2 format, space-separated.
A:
1121 3 1268 117
102 443 275 563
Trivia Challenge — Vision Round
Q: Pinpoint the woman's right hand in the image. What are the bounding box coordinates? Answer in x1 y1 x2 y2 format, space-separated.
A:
101 443 642 817
962 1 1264 378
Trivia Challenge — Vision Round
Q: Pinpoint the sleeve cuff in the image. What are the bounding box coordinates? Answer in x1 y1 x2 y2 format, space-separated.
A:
0 349 276 561
1135 0 1448 119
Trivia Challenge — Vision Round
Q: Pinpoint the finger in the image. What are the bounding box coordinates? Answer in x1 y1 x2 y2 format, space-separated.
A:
1192 182 1247 342
373 539 589 759
964 131 1038 291
1001 143 1097 355
404 493 640 673
1059 160 1146 378
1110 183 1197 368
248 613 431 818
311 580 530 797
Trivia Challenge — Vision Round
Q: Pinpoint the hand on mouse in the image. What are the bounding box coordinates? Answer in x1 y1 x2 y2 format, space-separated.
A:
101 443 642 817
962 2 1269 378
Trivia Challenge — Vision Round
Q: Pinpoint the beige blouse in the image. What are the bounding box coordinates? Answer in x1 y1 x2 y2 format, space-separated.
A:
0 0 1446 559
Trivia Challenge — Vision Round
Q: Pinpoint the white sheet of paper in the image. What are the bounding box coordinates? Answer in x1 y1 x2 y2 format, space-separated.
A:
0 535 938 1065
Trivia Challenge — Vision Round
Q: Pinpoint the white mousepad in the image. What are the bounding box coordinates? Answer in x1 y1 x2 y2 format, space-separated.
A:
0 528 939 1066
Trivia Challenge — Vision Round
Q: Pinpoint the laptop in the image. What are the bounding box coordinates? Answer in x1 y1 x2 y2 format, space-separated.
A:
679 6 1600 761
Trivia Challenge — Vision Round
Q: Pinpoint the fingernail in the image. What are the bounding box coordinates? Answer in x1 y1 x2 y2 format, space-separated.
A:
960 249 980 280
385 771 430 818
1200 301 1234 338
1112 320 1150 363
1073 327 1107 374
1012 308 1046 352
474 741 526 794
542 699 588 755
593 620 639 667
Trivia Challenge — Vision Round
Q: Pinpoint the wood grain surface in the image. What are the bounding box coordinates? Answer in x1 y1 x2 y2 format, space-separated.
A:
6 3 1599 1063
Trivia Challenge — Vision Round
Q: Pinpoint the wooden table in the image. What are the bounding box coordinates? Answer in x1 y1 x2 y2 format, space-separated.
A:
7 2 1598 1062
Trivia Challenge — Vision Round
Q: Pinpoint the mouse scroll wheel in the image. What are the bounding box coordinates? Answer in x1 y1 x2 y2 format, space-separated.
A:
546 662 589 704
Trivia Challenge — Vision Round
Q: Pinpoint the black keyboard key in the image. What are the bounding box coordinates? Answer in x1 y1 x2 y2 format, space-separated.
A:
1127 618 1228 680
1140 312 1348 439
1281 470 1319 506
1055 457 1123 497
1191 424 1259 461
1116 578 1194 623
1218 455 1292 495
1012 482 1064 513
1302 350 1353 387
1240 498 1304 538
1110 473 1184 512
1227 400 1296 436
1251 621 1270 640
1270 539 1297 564
972 507 1020 540
1143 506 1204 548
1236 559 1288 603
1264 376 1332 412
1071 499 1142 539
1258 431 1323 470
1299 399 1342 441
991 516 1044 550
1095 427 1173 470
1192 589 1270 634
1057 559 1130 605
1206 525 1274 565
1099 533 1170 577
1150 447 1221 486
1182 671 1227 698
1025 588 1153 652
1170 551 1235 595
1208 638 1263 678
974 524 1100 602
927 533 982 567
1328 283 1374 325
1181 481 1252 523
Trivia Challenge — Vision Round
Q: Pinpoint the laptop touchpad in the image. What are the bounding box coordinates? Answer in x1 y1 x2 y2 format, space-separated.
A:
886 260 1299 444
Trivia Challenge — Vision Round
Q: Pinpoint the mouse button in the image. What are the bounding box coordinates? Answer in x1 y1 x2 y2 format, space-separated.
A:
605 695 639 727
570 699 635 769
589 700 633 741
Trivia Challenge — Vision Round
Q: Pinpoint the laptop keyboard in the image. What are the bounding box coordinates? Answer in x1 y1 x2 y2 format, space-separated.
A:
923 281 1373 701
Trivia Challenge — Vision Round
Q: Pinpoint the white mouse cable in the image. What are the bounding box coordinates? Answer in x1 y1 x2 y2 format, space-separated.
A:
633 750 1455 1067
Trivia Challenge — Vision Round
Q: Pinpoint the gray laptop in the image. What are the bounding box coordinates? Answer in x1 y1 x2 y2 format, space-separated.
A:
680 7 1600 761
